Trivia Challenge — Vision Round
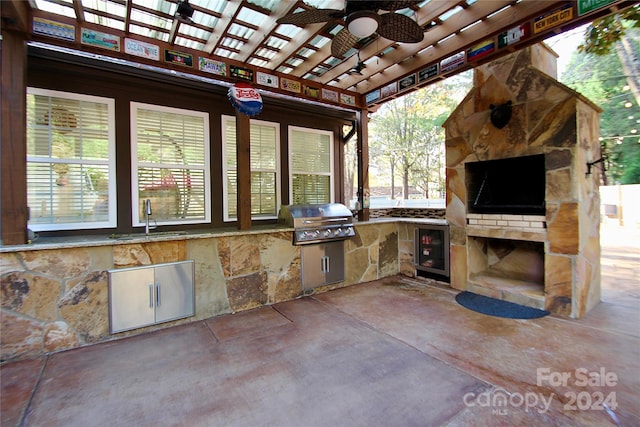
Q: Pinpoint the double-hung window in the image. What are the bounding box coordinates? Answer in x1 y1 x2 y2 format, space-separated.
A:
26 88 116 231
131 102 210 226
221 116 280 221
289 126 334 204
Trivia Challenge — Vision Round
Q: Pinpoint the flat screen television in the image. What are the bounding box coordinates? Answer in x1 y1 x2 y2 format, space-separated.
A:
466 154 545 215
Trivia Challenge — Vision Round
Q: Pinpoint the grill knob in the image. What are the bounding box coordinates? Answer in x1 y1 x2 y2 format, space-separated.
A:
324 229 331 237
336 227 342 235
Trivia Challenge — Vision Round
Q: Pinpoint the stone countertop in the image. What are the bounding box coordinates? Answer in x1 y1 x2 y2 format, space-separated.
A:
0 217 447 253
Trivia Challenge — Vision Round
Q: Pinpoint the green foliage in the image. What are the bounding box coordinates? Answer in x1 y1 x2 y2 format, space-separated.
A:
562 15 640 185
369 72 471 198
579 5 640 55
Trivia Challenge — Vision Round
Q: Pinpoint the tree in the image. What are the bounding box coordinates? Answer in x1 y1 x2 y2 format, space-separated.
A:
369 72 471 200
564 5 640 184
578 4 640 107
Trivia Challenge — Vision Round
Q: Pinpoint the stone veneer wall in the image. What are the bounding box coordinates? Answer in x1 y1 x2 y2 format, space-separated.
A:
444 44 602 319
0 222 398 362
369 208 445 220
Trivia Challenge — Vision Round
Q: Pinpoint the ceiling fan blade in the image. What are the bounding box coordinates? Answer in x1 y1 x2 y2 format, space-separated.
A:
276 9 343 26
331 28 359 57
377 13 424 43
376 1 422 11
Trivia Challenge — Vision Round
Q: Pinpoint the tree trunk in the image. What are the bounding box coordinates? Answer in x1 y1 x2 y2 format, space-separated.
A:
390 160 395 199
403 169 409 200
615 37 640 107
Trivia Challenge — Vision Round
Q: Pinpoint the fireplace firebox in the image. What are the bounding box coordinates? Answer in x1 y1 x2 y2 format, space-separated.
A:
466 154 545 215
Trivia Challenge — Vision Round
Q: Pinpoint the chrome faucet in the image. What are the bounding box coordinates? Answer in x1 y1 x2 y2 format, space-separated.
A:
144 199 154 236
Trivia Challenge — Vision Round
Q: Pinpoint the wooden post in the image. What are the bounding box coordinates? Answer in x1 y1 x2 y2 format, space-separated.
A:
356 109 369 222
235 109 251 230
1 30 28 245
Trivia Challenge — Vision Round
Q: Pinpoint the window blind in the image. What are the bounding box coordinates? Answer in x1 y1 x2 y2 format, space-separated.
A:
26 88 116 231
222 116 279 221
289 127 333 204
131 103 210 225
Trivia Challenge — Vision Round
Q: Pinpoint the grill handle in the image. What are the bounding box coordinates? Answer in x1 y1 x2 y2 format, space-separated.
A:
302 218 348 224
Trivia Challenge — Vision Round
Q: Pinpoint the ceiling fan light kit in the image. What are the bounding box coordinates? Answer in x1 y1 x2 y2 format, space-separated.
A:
347 10 380 38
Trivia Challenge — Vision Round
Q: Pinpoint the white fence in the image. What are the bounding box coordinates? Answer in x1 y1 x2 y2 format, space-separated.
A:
600 184 640 228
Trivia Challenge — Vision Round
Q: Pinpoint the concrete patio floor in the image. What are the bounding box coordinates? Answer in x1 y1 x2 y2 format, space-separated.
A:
2 224 639 426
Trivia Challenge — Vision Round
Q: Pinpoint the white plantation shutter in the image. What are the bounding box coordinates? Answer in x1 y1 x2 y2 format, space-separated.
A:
289 127 333 204
131 103 210 225
26 88 116 231
222 116 280 221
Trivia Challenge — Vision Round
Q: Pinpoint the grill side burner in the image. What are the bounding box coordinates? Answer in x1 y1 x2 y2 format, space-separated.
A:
278 203 355 245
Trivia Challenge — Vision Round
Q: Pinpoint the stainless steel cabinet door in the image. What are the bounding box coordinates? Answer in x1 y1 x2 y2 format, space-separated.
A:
109 267 155 333
301 241 345 290
324 241 345 285
154 261 195 323
301 244 326 291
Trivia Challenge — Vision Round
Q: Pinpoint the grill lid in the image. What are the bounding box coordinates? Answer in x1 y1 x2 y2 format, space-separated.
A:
278 203 355 245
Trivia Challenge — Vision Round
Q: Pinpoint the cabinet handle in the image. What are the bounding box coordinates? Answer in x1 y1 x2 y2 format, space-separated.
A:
325 256 330 273
149 284 154 308
156 283 161 307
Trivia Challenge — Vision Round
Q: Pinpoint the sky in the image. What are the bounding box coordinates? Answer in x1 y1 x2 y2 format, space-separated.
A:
544 24 590 78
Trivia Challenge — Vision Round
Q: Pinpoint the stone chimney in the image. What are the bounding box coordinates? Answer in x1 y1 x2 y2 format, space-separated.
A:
444 44 602 319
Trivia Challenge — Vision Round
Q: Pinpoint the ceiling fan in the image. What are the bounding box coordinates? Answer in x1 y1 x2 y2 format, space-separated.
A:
276 1 424 58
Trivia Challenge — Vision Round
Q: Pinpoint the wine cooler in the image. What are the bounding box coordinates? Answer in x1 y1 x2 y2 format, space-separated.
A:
414 224 450 280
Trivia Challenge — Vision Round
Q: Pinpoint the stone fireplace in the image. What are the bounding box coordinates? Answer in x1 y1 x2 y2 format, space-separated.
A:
444 44 602 319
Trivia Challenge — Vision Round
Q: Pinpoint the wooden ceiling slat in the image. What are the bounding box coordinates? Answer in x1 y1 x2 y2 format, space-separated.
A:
268 0 345 70
5 0 635 109
235 0 294 63
289 0 461 80
355 0 568 94
203 0 242 55
317 0 516 87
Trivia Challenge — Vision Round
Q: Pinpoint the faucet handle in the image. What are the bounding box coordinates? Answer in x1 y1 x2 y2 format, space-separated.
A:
145 199 152 215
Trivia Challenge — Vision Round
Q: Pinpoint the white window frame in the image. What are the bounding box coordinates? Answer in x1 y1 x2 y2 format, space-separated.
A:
130 102 211 226
26 87 117 231
288 126 335 204
221 115 281 222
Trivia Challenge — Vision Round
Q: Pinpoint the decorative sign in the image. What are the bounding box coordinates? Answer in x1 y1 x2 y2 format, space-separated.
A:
440 51 465 73
381 81 398 98
498 23 530 49
418 64 439 82
366 89 381 104
230 65 253 82
304 86 320 99
340 93 356 106
398 74 417 91
534 4 573 34
125 38 160 60
81 28 120 51
199 57 226 76
257 72 279 88
281 77 301 93
578 0 616 16
322 88 339 102
228 83 263 117
33 17 75 42
165 50 193 67
467 39 495 62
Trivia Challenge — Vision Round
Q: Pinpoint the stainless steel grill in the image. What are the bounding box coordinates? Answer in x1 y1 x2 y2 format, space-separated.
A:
278 203 355 245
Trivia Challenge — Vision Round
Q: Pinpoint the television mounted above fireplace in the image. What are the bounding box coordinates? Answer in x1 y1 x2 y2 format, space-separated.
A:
466 154 546 215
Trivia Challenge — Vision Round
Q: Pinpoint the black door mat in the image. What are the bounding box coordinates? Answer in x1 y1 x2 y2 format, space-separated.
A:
455 291 550 319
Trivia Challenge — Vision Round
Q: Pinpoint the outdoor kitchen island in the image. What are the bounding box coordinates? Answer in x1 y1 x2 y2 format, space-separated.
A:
0 217 442 362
